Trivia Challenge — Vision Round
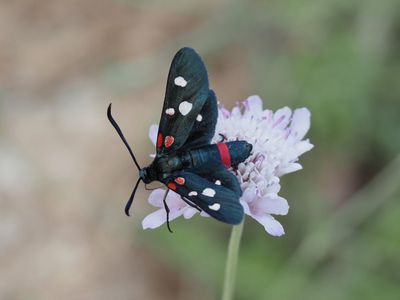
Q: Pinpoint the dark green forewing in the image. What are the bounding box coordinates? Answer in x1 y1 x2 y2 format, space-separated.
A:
156 47 210 155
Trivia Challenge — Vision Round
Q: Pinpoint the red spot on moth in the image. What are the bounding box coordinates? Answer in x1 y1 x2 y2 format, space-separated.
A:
157 133 163 148
175 177 185 185
167 182 176 190
165 136 174 148
217 143 231 168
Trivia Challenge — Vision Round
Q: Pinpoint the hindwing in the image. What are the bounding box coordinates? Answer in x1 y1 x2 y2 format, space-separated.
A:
162 170 244 225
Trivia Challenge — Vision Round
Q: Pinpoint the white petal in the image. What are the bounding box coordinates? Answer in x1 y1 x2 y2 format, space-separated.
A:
240 188 257 205
200 211 210 217
142 209 166 229
142 206 186 229
253 214 285 236
294 140 314 156
244 95 263 116
277 163 303 176
256 196 289 215
291 108 311 140
183 208 198 219
148 189 167 207
273 107 292 128
149 124 159 146
240 199 251 215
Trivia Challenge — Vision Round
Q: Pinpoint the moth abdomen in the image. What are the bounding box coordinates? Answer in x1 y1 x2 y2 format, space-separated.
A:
188 141 252 170
224 141 253 166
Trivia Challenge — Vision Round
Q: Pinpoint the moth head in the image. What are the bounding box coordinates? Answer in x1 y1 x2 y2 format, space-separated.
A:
139 168 152 184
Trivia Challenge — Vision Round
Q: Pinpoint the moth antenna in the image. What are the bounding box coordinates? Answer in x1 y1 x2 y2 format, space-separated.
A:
107 103 141 171
125 177 141 216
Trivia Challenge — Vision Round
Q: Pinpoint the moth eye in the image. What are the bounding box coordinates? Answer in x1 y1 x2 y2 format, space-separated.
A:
178 101 192 116
202 188 216 197
215 180 221 185
165 136 175 148
208 203 221 211
174 76 187 87
174 177 185 185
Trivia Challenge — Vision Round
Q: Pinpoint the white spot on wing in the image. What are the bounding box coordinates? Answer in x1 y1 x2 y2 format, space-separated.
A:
174 76 187 87
215 180 221 185
188 191 198 196
202 188 216 197
165 108 175 115
209 203 220 211
179 101 192 116
196 114 202 122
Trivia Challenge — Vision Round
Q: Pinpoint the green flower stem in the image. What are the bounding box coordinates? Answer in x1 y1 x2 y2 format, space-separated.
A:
222 220 244 300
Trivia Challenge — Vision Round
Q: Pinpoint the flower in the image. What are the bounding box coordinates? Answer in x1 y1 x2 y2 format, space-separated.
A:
143 96 313 236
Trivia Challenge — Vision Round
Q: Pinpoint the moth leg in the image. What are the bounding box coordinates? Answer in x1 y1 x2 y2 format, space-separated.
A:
180 196 202 212
218 133 226 143
162 190 173 233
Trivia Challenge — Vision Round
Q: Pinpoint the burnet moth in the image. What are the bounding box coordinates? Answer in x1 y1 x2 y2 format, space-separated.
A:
108 47 252 232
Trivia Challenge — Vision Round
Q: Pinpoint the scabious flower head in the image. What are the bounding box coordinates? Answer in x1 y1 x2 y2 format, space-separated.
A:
142 95 313 236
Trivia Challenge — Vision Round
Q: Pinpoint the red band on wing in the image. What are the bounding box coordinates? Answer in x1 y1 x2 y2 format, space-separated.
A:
217 143 231 168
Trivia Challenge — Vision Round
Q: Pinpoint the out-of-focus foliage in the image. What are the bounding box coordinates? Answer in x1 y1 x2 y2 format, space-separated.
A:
1 0 399 299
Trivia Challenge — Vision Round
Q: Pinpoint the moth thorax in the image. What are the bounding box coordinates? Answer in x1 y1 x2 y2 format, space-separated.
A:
157 155 183 174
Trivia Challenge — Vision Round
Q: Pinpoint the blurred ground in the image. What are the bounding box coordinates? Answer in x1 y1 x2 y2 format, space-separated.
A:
1 1 400 300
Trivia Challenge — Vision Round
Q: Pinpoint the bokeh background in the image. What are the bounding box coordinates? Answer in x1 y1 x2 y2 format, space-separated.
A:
1 1 399 299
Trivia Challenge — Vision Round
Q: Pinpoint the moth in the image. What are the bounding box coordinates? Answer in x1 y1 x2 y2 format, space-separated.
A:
108 47 252 231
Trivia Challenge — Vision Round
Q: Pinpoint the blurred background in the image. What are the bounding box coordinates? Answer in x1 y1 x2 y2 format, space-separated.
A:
1 0 399 299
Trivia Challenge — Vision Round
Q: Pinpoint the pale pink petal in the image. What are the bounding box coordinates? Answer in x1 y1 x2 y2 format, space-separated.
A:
168 208 186 221
142 209 166 229
253 214 285 236
241 187 257 205
219 107 231 118
240 199 251 215
290 108 311 140
148 189 186 209
148 189 166 207
261 109 273 122
294 140 314 156
142 206 187 229
167 193 188 209
200 211 210 217
277 163 303 176
255 196 289 215
149 124 159 145
244 95 263 116
273 107 292 128
183 208 198 219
